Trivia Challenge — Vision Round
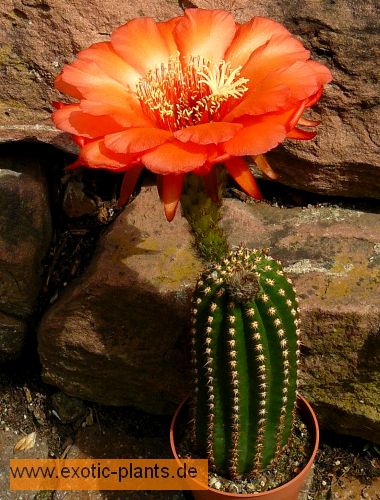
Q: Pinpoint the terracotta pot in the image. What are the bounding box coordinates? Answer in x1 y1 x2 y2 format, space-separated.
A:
170 394 319 500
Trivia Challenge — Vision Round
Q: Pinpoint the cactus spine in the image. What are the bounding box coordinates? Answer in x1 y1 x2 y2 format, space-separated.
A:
190 247 301 479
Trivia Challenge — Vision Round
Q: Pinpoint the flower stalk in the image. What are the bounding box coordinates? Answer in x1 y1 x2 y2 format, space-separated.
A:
181 170 228 262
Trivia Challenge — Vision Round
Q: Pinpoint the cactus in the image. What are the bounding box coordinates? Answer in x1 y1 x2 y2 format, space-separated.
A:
190 247 301 479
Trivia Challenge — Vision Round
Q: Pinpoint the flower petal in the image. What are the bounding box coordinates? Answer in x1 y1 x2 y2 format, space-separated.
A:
254 155 278 180
241 34 310 84
286 101 307 131
52 103 124 138
55 74 83 99
60 59 134 106
141 140 207 174
174 9 236 62
118 165 143 206
160 174 185 222
192 162 213 176
111 17 173 75
174 122 242 145
223 114 287 156
307 60 333 85
286 127 317 140
56 46 152 127
262 60 331 100
226 104 306 157
79 99 153 128
196 144 231 166
157 17 180 55
304 88 324 108
77 41 140 90
224 157 262 199
297 117 321 127
225 17 290 69
79 139 137 169
224 84 292 121
225 60 329 120
104 127 171 154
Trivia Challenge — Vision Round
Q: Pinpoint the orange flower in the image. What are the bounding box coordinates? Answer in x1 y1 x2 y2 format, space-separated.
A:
52 9 332 221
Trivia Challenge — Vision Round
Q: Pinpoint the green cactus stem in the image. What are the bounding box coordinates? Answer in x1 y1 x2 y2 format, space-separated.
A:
190 247 301 479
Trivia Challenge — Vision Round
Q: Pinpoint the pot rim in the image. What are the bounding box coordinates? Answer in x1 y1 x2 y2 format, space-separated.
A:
169 393 319 497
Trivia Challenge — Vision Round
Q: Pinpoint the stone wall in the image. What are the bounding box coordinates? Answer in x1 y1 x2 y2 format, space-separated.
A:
0 146 51 361
0 1 379 444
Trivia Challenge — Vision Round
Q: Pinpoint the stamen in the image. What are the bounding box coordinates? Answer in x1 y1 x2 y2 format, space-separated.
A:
135 55 249 132
197 61 249 100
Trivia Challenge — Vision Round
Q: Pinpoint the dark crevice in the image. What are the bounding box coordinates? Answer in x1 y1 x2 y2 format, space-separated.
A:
179 0 197 10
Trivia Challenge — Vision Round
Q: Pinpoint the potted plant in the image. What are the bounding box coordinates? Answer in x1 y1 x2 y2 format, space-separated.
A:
50 8 330 494
170 247 319 499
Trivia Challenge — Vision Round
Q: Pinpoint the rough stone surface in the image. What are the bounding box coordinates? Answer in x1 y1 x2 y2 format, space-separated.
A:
62 178 97 218
51 391 86 424
1 1 379 198
38 186 202 414
0 311 27 362
221 199 380 444
0 146 52 361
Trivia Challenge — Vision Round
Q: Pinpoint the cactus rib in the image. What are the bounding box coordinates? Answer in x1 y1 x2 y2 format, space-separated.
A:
190 247 300 479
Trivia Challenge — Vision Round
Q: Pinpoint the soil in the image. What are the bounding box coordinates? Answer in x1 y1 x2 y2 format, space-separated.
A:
310 434 380 499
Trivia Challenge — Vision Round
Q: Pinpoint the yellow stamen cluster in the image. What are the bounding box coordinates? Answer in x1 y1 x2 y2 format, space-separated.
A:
135 54 249 131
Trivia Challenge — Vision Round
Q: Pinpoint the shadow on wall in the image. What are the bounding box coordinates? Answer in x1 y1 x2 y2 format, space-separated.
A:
38 220 192 415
